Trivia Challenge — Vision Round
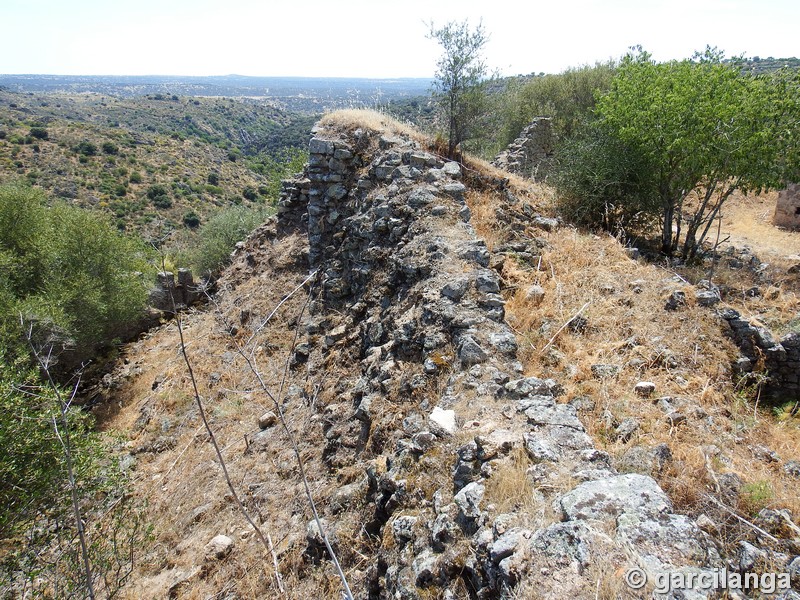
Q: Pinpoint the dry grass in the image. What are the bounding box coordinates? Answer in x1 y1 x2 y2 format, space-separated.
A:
92 116 800 598
465 184 800 556
720 190 800 262
483 448 544 516
319 108 426 142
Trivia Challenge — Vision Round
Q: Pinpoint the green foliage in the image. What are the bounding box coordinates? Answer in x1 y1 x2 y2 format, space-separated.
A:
146 183 168 200
0 363 151 597
182 210 201 228
191 205 272 276
207 172 219 185
739 480 774 515
152 195 172 209
0 183 152 357
428 19 494 158
498 62 616 147
101 141 118 155
560 47 800 259
553 120 659 235
128 171 143 184
29 126 49 140
248 147 308 202
75 141 98 156
0 364 98 535
242 186 258 201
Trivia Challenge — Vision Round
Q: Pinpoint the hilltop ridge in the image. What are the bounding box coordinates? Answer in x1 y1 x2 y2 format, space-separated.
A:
73 111 800 599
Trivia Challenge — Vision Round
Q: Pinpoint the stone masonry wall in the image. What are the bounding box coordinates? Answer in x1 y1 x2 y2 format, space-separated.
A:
774 184 800 230
721 308 800 400
492 117 554 181
273 125 728 599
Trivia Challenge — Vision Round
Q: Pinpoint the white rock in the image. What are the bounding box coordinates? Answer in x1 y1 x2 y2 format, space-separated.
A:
204 534 234 560
430 407 456 434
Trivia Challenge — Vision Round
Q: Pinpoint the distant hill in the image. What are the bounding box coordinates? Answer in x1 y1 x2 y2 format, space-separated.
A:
0 74 432 113
0 89 306 238
742 56 800 73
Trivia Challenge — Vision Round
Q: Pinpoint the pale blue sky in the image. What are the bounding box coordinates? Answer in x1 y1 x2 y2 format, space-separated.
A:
1 0 798 77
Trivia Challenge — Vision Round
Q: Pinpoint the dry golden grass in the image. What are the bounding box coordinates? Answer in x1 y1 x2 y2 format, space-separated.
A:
483 448 543 515
319 108 425 142
720 190 800 262
95 116 800 598
465 184 800 551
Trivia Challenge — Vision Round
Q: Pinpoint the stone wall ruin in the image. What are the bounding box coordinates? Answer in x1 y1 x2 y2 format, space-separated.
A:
774 183 800 230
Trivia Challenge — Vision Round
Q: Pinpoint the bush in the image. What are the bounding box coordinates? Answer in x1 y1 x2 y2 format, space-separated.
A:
0 363 98 535
182 210 201 228
207 172 219 185
146 183 168 200
29 127 48 140
553 121 659 235
75 141 97 156
248 147 308 202
0 183 152 357
242 186 258 201
192 205 272 276
498 62 616 146
101 141 118 155
0 362 151 597
152 195 172 209
129 171 143 184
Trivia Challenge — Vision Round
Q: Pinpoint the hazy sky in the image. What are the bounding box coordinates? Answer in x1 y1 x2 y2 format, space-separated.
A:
2 0 798 77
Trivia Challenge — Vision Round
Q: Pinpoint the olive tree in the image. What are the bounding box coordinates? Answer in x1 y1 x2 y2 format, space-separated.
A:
595 47 800 259
428 19 492 159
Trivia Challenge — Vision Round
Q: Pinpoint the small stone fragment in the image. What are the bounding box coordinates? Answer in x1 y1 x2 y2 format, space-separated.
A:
204 534 234 560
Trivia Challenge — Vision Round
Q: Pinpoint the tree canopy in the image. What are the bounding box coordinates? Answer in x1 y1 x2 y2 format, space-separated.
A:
428 20 493 158
588 47 800 259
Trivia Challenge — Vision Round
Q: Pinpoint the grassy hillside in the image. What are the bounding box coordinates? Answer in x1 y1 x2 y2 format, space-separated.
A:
0 90 311 239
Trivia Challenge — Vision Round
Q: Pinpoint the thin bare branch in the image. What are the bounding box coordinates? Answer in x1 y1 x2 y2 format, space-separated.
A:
174 311 285 594
540 301 591 355
22 316 95 600
157 251 286 594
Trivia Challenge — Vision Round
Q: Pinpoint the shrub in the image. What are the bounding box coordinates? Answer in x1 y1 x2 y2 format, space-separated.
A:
129 171 143 184
75 141 97 156
207 172 219 185
0 183 152 356
0 363 98 535
192 205 272 276
29 127 48 140
101 141 118 155
498 61 616 146
242 186 258 201
249 147 308 202
553 120 659 235
146 184 168 200
182 210 201 228
152 195 172 209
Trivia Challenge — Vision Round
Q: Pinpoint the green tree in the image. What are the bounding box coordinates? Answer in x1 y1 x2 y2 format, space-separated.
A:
553 120 659 235
428 19 493 158
0 184 152 361
498 61 616 148
595 47 800 259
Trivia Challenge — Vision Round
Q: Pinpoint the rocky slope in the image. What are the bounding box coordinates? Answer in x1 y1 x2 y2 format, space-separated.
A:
94 112 799 600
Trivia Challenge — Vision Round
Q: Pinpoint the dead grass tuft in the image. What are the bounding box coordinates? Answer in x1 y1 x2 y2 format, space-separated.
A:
319 108 425 142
